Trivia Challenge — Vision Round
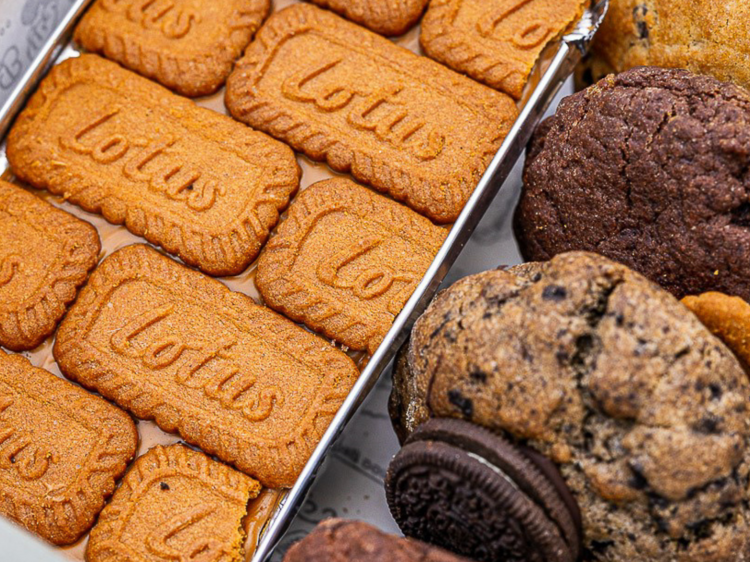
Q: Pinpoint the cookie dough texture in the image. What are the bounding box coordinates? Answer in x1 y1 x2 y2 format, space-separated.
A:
515 67 750 301
75 0 270 97
583 0 750 92
421 0 587 99
283 519 471 562
683 292 750 371
87 444 259 562
395 252 750 561
308 0 428 36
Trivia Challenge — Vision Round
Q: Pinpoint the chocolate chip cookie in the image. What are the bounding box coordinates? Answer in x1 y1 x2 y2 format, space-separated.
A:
392 251 750 561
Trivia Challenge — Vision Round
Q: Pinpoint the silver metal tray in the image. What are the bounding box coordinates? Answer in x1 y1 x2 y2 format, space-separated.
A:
0 1 608 560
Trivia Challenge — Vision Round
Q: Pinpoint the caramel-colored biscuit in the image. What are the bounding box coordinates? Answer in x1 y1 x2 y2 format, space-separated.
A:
225 4 517 224
75 0 270 97
54 244 359 488
87 444 260 562
421 0 587 100
0 350 137 545
0 180 100 351
7 54 300 277
308 0 428 36
683 292 750 369
257 179 446 354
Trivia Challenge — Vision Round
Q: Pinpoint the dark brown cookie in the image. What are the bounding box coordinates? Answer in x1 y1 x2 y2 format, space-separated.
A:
515 66 750 301
396 251 750 561
283 519 472 562
386 418 580 562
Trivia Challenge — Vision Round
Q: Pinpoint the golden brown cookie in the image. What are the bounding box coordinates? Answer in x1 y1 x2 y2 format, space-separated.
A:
54 244 359 488
225 4 518 224
257 179 446 354
683 292 750 370
0 350 137 545
582 0 750 91
308 0 428 36
421 0 587 99
75 0 270 97
87 444 260 562
7 54 300 277
0 180 100 351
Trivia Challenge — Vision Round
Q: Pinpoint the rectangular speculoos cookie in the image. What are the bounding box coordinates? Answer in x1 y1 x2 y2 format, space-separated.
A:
0 350 137 545
87 444 260 562
257 179 447 354
75 0 270 97
308 0 428 36
53 244 359 489
7 54 300 277
420 0 588 99
0 180 100 351
225 4 518 224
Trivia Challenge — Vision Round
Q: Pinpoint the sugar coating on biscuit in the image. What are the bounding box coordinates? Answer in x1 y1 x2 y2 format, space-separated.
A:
309 0 428 36
54 244 359 488
226 4 518 224
75 0 270 97
257 178 447 354
421 0 588 99
87 444 260 562
0 350 137 545
0 180 100 351
7 54 300 277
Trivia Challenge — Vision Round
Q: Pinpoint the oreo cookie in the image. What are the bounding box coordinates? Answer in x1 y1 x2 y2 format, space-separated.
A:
385 418 581 562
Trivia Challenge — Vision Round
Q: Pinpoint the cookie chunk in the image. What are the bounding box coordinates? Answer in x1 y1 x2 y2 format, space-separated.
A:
308 0 428 36
581 0 750 92
0 180 100 351
515 67 750 301
421 0 587 99
683 292 750 371
283 519 472 562
75 0 269 97
54 244 358 488
257 179 446 354
225 4 518 224
396 252 750 561
87 444 260 562
7 54 300 277
0 350 137 545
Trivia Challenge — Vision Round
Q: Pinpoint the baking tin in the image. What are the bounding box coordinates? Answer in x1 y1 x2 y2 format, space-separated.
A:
0 1 609 560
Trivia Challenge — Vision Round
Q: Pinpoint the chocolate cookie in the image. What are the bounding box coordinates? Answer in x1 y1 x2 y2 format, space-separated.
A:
392 252 750 561
515 67 750 301
386 418 581 562
283 519 472 562
579 0 750 92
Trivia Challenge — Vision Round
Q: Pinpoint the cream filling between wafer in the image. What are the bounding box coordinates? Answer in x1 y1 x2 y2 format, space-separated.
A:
467 452 521 492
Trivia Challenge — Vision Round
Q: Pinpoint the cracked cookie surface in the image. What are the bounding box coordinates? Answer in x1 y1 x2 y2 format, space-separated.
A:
394 252 750 561
515 66 750 301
